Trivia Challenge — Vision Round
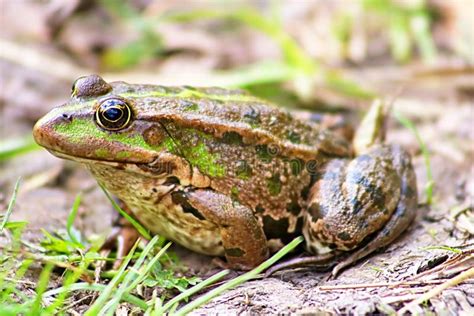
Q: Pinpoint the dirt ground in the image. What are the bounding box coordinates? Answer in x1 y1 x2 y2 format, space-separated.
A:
1 1 473 314
1 60 473 314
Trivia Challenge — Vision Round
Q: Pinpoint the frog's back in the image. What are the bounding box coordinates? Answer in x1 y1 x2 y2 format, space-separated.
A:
111 81 350 160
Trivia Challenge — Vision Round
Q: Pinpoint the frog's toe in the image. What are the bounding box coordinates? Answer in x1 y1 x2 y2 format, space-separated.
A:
100 220 142 270
264 252 338 277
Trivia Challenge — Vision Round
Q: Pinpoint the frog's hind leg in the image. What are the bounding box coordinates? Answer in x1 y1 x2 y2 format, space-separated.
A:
304 144 417 277
330 145 417 277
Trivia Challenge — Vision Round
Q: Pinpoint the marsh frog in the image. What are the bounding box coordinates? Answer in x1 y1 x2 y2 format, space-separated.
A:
33 75 417 275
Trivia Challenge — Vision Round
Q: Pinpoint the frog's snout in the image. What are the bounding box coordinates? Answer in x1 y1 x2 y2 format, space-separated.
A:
33 108 71 151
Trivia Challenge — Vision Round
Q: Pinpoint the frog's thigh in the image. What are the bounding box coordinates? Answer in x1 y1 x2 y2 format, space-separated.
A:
184 189 269 269
331 144 417 275
305 144 407 252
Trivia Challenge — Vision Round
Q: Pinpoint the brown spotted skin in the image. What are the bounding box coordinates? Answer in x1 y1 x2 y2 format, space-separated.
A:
33 75 418 274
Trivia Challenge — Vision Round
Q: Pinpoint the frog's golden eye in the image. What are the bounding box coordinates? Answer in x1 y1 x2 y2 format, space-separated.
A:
95 98 133 131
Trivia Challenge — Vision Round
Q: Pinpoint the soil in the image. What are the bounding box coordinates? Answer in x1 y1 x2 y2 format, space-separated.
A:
0 1 473 314
1 60 473 314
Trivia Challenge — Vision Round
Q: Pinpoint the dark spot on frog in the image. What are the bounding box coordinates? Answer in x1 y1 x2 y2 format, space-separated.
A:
235 160 252 179
267 173 282 196
171 191 206 220
224 247 245 257
286 195 301 216
143 125 166 147
287 131 301 144
179 99 199 111
255 204 265 214
114 163 126 171
152 188 158 193
243 107 261 126
308 202 324 222
221 131 243 145
183 85 197 91
262 215 301 244
347 171 387 213
163 176 180 186
337 232 351 241
349 198 363 215
404 184 416 198
301 173 319 200
262 215 289 240
255 145 272 161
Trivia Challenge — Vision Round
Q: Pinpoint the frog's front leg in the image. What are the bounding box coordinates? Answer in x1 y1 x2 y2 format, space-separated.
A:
180 189 269 269
304 144 417 276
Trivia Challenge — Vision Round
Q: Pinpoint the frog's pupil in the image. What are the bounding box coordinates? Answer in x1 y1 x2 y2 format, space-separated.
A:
104 107 122 121
96 98 132 130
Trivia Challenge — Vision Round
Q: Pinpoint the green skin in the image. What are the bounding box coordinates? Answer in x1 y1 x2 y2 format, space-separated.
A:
33 75 417 275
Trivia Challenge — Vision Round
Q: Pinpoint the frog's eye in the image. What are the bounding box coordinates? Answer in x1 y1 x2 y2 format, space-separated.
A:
95 98 133 131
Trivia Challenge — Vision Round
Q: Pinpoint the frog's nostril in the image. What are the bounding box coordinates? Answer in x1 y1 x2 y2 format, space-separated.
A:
62 113 72 122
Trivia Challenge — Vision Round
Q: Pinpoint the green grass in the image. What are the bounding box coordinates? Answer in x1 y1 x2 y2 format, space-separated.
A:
0 180 304 314
421 245 463 254
0 138 40 161
0 178 21 233
164 7 374 101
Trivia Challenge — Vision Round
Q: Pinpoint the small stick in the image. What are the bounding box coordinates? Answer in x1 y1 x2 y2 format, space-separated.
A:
397 267 474 315
318 279 472 291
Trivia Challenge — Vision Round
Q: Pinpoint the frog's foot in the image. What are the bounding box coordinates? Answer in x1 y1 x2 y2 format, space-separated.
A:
264 252 338 277
330 145 417 277
304 144 417 278
211 257 254 271
100 201 142 270
182 189 269 270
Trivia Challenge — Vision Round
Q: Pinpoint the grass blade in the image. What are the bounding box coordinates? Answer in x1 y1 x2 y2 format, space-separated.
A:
84 240 139 315
0 137 40 161
175 236 304 315
30 263 54 314
0 177 21 233
43 283 148 309
100 237 171 314
66 193 83 245
159 269 229 314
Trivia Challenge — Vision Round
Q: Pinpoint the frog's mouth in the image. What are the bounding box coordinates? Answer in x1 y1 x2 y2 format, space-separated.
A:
46 149 164 176
47 149 122 165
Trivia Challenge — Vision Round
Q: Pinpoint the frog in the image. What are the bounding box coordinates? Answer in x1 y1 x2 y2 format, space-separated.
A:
33 74 417 276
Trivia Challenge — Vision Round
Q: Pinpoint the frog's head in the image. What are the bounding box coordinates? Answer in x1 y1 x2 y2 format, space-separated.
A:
33 75 172 167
